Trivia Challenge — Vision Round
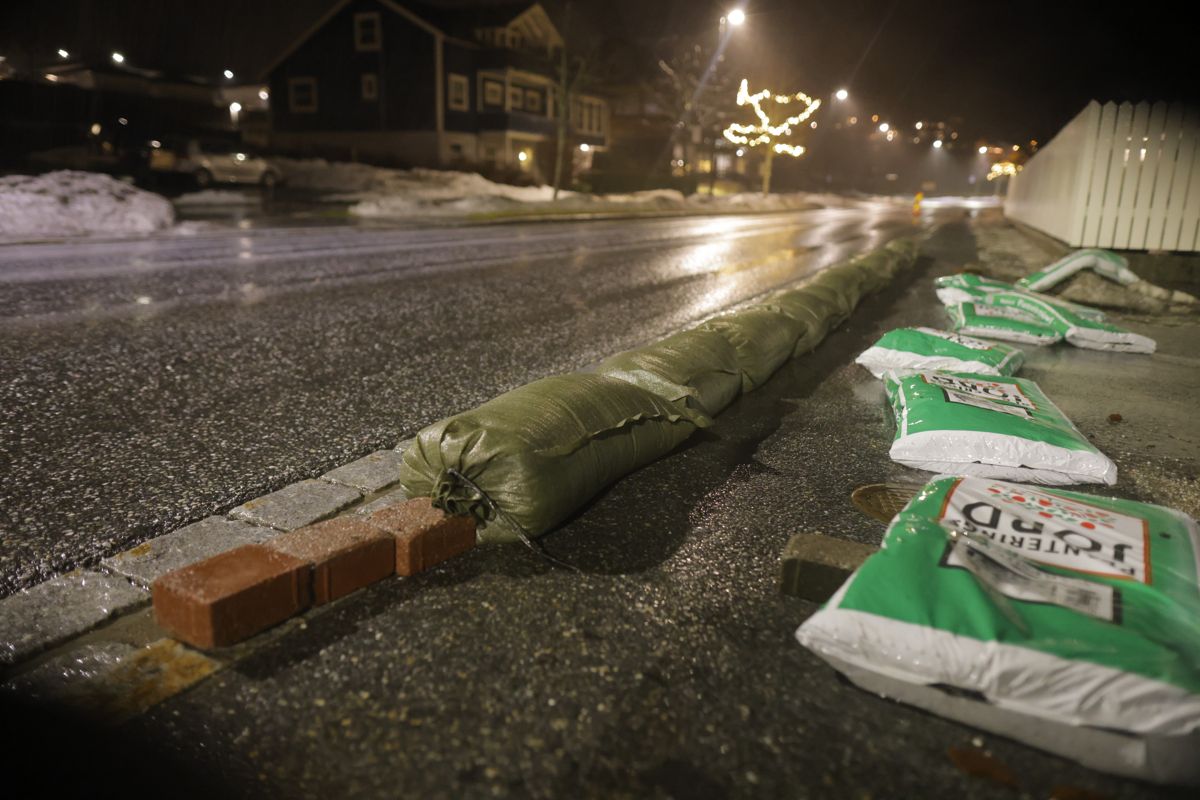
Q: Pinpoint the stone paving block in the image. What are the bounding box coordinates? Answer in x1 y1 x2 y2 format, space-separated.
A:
153 545 311 650
354 486 411 517
0 571 148 666
229 479 361 532
102 516 275 588
267 517 395 605
320 450 404 494
779 532 877 603
368 498 476 577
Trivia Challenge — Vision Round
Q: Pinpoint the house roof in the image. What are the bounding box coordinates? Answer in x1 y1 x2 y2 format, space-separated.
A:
257 0 558 81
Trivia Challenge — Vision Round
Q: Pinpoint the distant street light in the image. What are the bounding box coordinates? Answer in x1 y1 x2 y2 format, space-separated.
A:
726 8 746 26
111 51 125 64
258 89 269 101
834 88 848 101
933 139 944 149
57 48 69 59
579 143 590 152
223 68 234 80
915 121 923 130
878 122 889 133
229 101 242 126
978 146 987 154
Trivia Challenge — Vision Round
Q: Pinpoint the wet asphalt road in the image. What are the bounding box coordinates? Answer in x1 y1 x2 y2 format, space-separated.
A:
1 205 922 596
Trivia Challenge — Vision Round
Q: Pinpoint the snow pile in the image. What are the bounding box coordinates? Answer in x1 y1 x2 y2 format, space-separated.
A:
274 157 835 219
0 171 174 238
173 189 261 206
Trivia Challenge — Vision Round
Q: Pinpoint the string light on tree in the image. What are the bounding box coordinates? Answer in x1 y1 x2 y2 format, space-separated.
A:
988 161 1020 181
723 78 821 196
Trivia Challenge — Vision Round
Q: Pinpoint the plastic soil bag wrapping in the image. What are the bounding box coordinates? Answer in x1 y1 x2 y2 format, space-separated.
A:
398 374 701 542
936 273 1107 322
700 307 805 391
855 327 1024 378
979 292 1155 354
1017 248 1138 292
596 327 742 418
797 475 1200 785
764 287 846 355
946 302 1063 346
884 371 1117 485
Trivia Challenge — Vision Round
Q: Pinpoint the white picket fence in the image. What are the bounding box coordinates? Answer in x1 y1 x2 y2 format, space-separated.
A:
1005 100 1200 252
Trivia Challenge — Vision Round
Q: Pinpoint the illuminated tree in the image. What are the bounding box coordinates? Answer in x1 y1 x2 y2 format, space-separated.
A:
723 79 820 196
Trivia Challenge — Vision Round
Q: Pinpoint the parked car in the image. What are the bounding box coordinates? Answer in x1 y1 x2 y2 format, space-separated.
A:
147 137 282 189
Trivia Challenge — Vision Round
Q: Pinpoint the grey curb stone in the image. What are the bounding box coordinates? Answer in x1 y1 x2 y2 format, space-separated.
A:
354 486 412 517
321 450 404 494
102 516 276 588
0 571 147 666
229 479 361 532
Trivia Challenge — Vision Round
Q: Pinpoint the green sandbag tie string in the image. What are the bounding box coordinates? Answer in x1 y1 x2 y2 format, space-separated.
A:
443 468 582 573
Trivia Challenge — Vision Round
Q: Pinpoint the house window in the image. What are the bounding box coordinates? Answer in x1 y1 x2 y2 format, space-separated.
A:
361 73 378 101
288 77 317 112
483 81 503 107
508 86 523 110
354 12 381 51
448 73 469 111
524 89 541 113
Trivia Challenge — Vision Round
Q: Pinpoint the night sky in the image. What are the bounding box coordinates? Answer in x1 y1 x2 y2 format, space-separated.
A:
3 0 1194 144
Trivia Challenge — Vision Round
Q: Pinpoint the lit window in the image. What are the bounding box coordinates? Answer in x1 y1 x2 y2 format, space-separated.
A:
525 89 541 113
483 81 503 106
448 74 469 111
288 77 317 112
361 73 378 101
354 12 381 51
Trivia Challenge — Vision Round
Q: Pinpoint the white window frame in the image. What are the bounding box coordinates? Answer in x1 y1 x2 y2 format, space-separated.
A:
448 73 469 111
483 80 503 107
354 12 382 52
361 73 378 101
288 77 318 113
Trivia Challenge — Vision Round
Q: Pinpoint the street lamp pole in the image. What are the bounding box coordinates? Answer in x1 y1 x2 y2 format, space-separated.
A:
707 9 744 195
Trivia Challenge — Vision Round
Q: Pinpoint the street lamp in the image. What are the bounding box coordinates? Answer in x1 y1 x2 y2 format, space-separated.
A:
725 8 746 26
878 122 889 133
932 139 943 149
978 146 987 154
111 51 125 64
835 88 848 101
57 48 69 59
223 68 234 80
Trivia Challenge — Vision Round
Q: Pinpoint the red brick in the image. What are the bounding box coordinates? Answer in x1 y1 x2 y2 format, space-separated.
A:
266 517 395 605
152 544 311 649
368 497 476 576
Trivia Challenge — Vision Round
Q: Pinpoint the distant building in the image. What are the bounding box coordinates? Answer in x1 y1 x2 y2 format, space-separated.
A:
260 0 610 179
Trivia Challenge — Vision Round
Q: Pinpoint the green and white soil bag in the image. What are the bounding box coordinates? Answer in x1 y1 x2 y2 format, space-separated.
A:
936 273 1107 322
946 302 1063 346
980 292 1155 354
398 374 701 542
1017 248 1138 292
597 327 742 418
885 371 1117 485
855 327 1024 378
797 476 1200 785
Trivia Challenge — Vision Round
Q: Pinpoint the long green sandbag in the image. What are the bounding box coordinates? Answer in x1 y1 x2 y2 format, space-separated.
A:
595 327 742 418
397 373 702 542
700 307 805 391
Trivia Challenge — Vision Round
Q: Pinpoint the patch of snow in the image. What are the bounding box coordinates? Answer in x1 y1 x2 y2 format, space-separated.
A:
0 171 174 238
173 189 261 206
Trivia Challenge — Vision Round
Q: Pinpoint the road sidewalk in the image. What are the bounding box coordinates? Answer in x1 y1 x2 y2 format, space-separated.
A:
4 209 1195 799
